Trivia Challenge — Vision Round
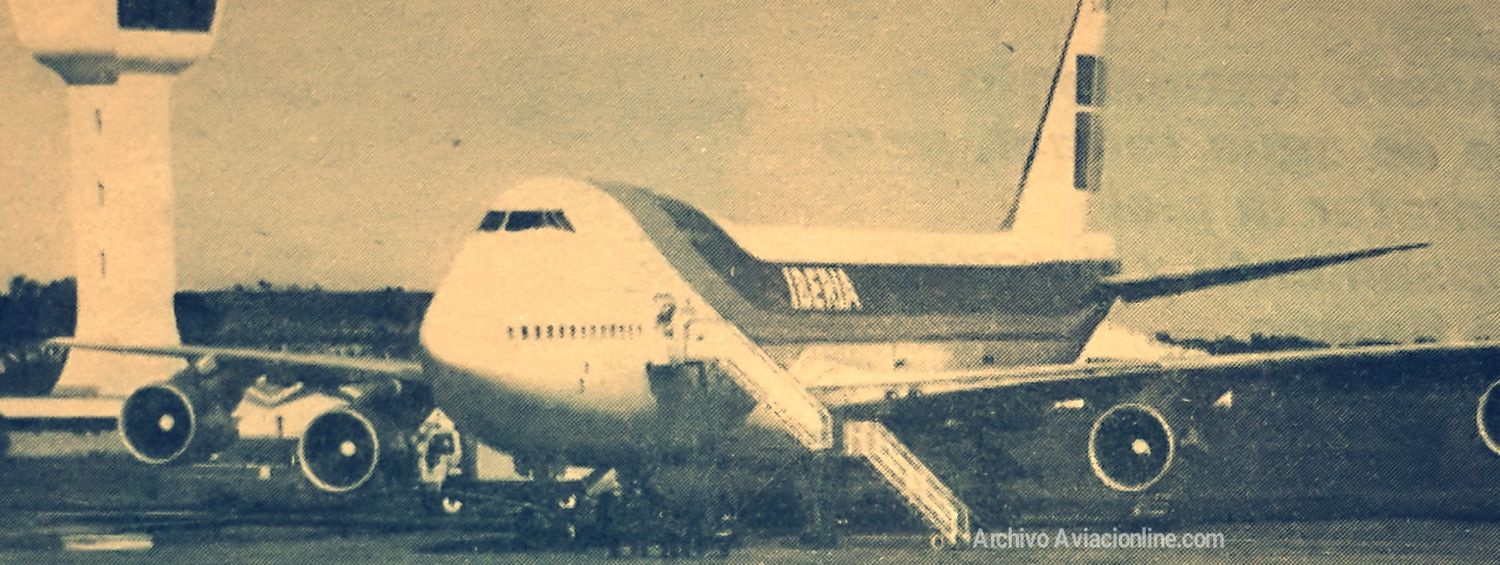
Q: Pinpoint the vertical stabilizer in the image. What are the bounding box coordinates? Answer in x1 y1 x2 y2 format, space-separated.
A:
1003 0 1109 236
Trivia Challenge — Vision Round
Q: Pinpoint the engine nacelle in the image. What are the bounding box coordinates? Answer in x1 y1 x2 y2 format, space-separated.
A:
119 379 237 465
1476 378 1500 456
295 380 434 494
1087 403 1175 492
297 405 408 493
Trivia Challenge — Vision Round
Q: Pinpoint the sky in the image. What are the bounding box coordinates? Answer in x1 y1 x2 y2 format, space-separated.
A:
1 0 1498 341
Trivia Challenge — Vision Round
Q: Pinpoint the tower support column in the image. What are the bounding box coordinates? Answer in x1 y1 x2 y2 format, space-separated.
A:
5 0 222 397
58 76 185 396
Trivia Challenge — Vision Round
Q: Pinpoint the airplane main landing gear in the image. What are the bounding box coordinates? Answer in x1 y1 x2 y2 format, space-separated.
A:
421 488 467 516
511 496 582 550
599 470 738 558
0 416 10 459
796 451 840 549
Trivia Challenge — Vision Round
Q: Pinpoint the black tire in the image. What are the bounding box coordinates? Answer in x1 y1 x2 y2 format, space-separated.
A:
0 416 10 459
421 490 466 516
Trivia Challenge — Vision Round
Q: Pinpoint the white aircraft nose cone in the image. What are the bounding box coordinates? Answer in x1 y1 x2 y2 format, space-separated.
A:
340 440 358 457
158 414 175 432
1131 438 1152 456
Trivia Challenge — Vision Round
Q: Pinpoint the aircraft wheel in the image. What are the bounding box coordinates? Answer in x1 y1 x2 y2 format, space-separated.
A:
422 490 466 516
929 532 953 551
0 415 10 458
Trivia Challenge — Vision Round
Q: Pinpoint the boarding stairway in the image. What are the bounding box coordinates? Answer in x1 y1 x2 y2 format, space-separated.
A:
843 420 973 546
679 321 973 546
683 322 833 450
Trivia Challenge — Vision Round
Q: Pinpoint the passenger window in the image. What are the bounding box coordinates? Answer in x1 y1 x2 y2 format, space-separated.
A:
507 327 515 340
521 326 529 340
547 325 554 339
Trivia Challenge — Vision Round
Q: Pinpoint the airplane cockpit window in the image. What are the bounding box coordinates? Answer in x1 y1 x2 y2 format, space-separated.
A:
505 211 546 231
476 210 575 233
543 210 575 232
478 211 506 232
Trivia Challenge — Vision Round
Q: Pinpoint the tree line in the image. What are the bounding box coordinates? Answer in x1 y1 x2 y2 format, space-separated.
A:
0 276 76 345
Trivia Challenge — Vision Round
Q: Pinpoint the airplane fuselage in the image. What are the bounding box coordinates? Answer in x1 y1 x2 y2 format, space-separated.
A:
418 178 1121 466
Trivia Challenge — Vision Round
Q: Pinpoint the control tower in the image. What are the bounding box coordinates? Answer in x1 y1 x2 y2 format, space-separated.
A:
5 0 220 397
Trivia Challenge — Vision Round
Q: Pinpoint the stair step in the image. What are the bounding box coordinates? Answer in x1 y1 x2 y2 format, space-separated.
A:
845 420 973 545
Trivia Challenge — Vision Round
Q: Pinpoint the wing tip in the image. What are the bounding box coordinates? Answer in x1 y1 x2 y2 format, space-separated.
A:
1380 242 1430 253
1343 241 1431 262
1107 241 1434 303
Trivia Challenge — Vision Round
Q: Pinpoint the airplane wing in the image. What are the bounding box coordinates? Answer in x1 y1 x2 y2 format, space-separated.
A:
1101 243 1429 303
807 340 1500 411
46 339 422 377
0 340 421 429
0 396 123 430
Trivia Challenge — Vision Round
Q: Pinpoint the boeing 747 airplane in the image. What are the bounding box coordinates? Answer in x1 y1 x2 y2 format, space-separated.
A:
5 0 1498 548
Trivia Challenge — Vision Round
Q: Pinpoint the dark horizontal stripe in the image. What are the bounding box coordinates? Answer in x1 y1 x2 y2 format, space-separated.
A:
755 331 1082 346
596 181 1117 350
5 417 116 432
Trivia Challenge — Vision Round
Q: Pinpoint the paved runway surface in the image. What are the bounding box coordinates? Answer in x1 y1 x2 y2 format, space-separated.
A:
6 435 1500 562
1 513 1498 563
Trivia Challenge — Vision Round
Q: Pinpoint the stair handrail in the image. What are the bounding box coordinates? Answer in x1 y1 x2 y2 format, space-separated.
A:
845 420 972 544
685 319 834 450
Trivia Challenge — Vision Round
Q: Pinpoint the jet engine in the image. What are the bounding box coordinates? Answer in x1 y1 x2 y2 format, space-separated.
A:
296 380 432 494
297 406 402 493
1476 378 1500 456
119 376 239 465
1087 402 1175 492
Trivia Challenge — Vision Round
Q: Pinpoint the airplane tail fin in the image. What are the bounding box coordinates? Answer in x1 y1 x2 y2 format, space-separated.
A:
1002 0 1109 236
1101 243 1430 303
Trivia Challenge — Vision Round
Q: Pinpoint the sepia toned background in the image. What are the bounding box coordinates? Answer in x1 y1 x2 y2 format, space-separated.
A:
0 0 1496 341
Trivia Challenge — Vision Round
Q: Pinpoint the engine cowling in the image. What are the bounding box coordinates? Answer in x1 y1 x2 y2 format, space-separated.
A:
1087 402 1175 492
297 405 409 493
1476 378 1500 456
119 379 237 465
295 379 435 494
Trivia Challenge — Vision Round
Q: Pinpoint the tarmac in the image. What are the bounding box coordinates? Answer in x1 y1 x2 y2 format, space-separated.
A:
0 511 1498 563
6 426 1500 562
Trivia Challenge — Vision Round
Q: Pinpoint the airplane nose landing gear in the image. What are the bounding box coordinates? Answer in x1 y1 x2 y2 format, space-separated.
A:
414 411 466 515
